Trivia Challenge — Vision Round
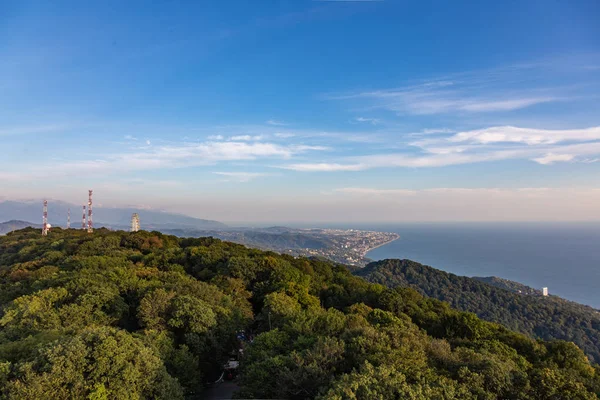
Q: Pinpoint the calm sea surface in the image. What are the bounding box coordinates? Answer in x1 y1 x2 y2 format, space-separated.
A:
284 222 600 309
357 222 600 309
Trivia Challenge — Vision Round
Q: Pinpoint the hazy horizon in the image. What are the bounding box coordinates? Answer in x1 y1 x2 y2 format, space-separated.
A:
3 197 600 225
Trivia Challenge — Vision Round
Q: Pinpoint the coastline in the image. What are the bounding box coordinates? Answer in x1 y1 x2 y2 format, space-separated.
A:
361 233 400 259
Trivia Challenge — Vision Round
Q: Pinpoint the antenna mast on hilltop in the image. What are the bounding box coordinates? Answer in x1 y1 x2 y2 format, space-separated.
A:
67 208 71 229
87 190 93 233
42 200 48 236
131 213 140 232
82 205 86 229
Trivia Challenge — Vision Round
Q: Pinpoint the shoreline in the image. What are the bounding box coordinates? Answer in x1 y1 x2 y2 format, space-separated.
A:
361 233 400 259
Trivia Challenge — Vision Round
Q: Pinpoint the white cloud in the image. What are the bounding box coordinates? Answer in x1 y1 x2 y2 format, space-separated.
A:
449 126 600 145
213 172 275 182
355 117 380 125
460 98 557 112
362 142 600 168
196 124 380 143
229 135 265 141
295 145 330 151
282 154 479 171
145 141 305 161
9 140 329 178
282 125 600 171
266 119 287 126
282 163 365 172
532 153 574 165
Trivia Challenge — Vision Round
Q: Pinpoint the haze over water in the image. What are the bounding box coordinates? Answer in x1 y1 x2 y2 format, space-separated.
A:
357 222 600 309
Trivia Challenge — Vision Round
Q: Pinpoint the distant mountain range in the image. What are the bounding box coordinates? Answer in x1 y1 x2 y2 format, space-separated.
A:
0 200 227 231
0 220 41 235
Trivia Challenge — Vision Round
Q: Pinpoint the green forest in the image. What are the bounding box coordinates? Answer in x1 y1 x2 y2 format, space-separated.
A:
357 259 600 364
1 228 600 399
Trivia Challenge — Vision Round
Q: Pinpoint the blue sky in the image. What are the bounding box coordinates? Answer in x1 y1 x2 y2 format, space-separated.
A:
1 0 600 223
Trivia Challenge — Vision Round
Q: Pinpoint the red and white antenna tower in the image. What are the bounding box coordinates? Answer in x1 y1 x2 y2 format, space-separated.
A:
67 208 71 229
82 205 86 229
87 189 93 233
42 200 48 236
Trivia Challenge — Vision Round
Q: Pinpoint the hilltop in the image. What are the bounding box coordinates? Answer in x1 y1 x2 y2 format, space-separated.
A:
357 258 600 363
0 228 599 399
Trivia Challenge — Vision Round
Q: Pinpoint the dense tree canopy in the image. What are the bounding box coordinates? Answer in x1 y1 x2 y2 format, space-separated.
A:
357 259 600 364
0 228 599 399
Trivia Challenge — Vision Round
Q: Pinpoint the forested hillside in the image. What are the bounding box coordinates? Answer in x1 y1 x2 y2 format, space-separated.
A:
357 259 600 364
1 229 599 399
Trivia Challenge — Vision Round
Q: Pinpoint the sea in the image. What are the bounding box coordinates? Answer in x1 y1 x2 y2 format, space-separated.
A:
290 222 600 310
363 222 600 309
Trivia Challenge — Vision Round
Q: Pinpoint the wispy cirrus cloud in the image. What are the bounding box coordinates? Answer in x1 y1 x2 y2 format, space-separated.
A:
334 82 561 115
326 61 596 116
460 98 557 112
